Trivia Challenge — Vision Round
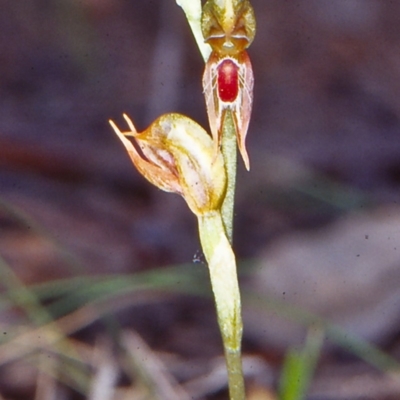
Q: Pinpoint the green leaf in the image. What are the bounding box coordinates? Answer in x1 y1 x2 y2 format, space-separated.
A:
279 327 324 400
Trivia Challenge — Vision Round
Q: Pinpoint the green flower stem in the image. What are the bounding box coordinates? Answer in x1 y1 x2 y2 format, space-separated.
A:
220 110 237 242
177 1 244 398
198 211 244 400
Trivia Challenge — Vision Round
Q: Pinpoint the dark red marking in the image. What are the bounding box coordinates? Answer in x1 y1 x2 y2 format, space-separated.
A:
217 58 239 103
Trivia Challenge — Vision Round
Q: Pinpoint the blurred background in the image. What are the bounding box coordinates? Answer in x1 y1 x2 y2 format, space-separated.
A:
1 1 400 399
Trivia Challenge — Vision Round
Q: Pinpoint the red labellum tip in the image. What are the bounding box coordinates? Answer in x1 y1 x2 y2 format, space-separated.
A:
217 58 240 103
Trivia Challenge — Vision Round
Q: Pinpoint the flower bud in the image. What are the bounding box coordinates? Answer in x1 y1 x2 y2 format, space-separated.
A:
109 113 227 216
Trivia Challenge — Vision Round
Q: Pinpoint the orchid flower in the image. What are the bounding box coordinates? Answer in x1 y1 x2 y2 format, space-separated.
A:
109 2 257 398
109 113 226 216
